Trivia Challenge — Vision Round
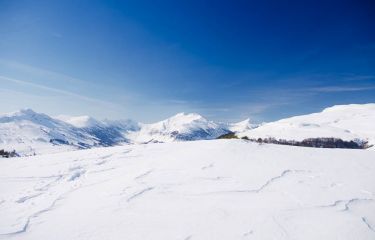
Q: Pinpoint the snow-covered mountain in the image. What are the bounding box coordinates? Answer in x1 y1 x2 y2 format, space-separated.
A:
56 115 139 146
2 104 374 156
0 110 243 155
227 118 258 133
238 103 375 148
126 113 230 143
0 109 99 155
56 115 103 128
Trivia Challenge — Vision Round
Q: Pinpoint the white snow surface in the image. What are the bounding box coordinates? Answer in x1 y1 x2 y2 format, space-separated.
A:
0 140 374 240
238 103 375 146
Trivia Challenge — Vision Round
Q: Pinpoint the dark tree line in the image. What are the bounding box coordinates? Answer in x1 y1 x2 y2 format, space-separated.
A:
217 133 370 149
248 137 369 149
217 132 238 139
0 149 18 158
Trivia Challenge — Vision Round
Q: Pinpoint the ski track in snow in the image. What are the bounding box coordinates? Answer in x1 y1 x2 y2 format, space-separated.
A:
126 187 154 202
272 216 290 239
0 148 135 236
134 170 154 180
318 198 374 211
15 193 43 204
1 191 69 236
362 217 375 233
251 169 305 193
183 235 193 240
195 169 309 195
243 230 254 237
201 163 214 170
34 175 64 191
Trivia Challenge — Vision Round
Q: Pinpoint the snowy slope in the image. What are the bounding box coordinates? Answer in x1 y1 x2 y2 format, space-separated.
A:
127 112 230 143
238 104 375 147
56 115 139 146
0 109 99 156
0 140 374 239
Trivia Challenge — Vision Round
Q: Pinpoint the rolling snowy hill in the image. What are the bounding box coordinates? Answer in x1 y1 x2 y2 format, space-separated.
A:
0 140 374 239
238 104 375 148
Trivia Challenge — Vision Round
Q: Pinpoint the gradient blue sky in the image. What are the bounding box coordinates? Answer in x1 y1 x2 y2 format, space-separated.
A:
0 0 374 122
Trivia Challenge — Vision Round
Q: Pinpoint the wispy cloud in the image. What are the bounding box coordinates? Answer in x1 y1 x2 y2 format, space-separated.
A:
310 86 375 93
0 75 119 108
0 59 86 84
342 74 375 81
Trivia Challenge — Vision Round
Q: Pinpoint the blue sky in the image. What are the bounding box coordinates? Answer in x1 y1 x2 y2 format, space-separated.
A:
0 0 374 123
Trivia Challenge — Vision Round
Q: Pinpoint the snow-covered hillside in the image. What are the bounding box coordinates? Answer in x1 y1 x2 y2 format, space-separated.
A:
0 109 99 156
56 115 139 146
0 140 374 239
238 104 375 148
127 112 230 143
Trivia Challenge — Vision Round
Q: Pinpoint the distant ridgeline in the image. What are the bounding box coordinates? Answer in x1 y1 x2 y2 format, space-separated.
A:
217 133 370 149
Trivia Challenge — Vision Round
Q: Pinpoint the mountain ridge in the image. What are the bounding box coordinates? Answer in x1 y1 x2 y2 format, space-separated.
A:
1 109 253 155
2 103 374 156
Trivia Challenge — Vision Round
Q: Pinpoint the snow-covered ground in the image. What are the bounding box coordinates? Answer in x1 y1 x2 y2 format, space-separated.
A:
1 140 374 240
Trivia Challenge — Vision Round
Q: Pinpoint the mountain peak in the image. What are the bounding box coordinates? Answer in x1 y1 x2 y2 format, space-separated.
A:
229 118 256 133
173 112 202 117
2 108 38 118
0 109 54 124
169 112 205 122
57 115 102 128
18 108 37 115
235 118 251 124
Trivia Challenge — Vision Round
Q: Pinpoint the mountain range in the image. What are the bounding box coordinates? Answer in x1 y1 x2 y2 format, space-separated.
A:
0 109 254 156
1 103 374 156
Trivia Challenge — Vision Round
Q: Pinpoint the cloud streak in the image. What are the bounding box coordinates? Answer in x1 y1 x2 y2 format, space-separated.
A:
0 59 86 84
0 75 120 108
343 75 375 81
310 86 375 93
